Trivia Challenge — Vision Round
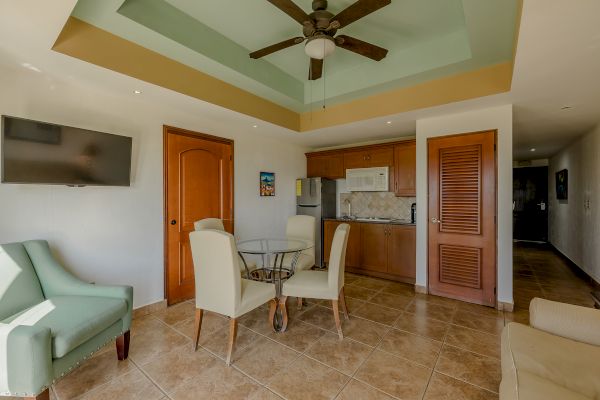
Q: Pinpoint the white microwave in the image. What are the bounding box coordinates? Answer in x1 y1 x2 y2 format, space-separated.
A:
346 167 389 192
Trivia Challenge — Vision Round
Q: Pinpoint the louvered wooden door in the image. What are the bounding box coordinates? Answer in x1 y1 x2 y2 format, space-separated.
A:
428 131 496 307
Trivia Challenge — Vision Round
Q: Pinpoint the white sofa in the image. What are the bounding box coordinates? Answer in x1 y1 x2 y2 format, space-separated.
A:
500 298 600 400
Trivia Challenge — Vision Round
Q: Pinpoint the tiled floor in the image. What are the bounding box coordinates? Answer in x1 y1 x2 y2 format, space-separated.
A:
26 243 596 400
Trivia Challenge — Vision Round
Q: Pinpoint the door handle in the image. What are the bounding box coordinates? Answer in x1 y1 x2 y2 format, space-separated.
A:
430 217 443 224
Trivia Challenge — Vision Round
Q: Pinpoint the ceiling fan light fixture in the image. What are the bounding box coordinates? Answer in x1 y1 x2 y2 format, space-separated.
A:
305 35 335 60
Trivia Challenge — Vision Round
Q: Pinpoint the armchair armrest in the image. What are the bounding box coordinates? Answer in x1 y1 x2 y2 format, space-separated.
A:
529 297 600 346
0 323 53 397
23 240 133 331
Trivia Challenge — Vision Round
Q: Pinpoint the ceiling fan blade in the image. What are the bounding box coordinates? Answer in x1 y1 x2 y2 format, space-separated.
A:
335 35 388 61
250 37 305 59
332 0 391 28
309 58 323 80
267 0 310 25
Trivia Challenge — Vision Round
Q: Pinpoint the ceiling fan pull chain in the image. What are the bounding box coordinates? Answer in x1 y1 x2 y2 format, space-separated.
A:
322 41 326 110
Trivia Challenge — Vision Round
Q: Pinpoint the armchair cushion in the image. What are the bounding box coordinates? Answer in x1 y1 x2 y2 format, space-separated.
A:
2 296 127 358
0 243 45 321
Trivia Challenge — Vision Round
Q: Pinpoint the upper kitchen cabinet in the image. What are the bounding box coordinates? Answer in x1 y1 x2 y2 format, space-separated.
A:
343 146 394 169
394 140 416 196
306 152 344 179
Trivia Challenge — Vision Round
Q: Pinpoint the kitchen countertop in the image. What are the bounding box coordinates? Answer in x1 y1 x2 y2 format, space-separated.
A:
324 217 415 226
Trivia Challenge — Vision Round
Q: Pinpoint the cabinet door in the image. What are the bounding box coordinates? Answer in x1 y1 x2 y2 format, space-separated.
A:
307 154 344 179
366 147 394 167
345 222 361 268
343 151 368 170
394 142 416 196
389 225 416 280
323 220 341 264
360 223 388 273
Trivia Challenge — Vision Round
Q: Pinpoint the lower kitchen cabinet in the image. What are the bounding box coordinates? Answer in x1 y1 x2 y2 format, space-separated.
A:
323 220 416 283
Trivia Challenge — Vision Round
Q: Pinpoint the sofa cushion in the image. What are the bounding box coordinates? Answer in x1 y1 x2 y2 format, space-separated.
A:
3 296 127 358
502 322 600 399
0 243 45 321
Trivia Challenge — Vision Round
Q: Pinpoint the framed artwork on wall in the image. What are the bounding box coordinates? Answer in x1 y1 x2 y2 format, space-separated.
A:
260 172 275 196
556 169 568 200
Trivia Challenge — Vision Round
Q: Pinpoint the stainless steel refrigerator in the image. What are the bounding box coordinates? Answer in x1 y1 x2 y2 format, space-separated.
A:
296 177 337 267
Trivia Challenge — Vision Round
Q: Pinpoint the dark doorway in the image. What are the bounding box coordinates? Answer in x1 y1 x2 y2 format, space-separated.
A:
513 166 548 242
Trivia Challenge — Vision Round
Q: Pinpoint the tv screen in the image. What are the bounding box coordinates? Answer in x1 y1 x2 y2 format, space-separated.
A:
1 116 132 186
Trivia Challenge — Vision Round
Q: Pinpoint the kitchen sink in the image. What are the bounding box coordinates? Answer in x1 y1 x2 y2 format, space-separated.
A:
354 217 393 223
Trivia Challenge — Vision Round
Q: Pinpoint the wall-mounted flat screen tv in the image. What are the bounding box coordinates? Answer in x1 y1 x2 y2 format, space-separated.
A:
1 116 132 186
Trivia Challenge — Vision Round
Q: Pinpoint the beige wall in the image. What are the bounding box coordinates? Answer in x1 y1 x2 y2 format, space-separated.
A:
548 124 600 283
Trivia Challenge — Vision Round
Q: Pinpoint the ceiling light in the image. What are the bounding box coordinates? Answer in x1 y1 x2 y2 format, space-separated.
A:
304 35 335 60
560 106 572 110
252 125 258 128
133 90 142 94
386 121 392 125
530 148 536 152
21 62 41 73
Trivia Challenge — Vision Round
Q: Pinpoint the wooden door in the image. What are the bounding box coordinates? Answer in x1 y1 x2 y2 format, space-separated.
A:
428 131 496 307
394 141 416 196
389 225 416 281
164 126 234 305
306 153 344 179
360 223 388 273
513 167 548 242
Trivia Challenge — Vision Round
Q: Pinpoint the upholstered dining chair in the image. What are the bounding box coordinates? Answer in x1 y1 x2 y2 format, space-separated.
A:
281 223 350 339
189 229 277 365
271 215 316 272
194 217 256 277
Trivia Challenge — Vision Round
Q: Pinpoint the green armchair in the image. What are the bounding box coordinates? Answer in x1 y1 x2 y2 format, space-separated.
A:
0 240 133 399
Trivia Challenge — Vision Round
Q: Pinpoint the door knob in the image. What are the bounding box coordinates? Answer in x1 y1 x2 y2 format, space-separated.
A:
170 219 177 225
430 217 443 224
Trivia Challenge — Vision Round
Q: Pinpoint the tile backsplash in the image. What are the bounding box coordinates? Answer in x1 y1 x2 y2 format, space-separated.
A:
339 192 416 220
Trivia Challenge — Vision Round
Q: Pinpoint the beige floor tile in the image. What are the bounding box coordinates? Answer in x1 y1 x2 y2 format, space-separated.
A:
355 350 431 400
319 296 366 315
451 310 504 335
378 328 442 367
169 360 263 400
435 345 501 393
238 307 278 335
200 324 259 359
423 373 498 400
78 368 164 400
153 301 196 326
268 320 327 352
405 298 456 323
171 311 228 341
394 312 450 341
233 336 300 384
504 309 529 325
248 388 285 400
367 292 414 310
53 351 137 400
413 294 461 309
305 332 374 375
336 379 396 400
267 356 349 400
339 316 390 346
445 325 501 359
352 302 402 326
344 285 380 301
351 277 390 291
455 302 504 318
297 305 337 330
380 282 415 296
140 345 218 393
129 317 190 365
344 273 361 285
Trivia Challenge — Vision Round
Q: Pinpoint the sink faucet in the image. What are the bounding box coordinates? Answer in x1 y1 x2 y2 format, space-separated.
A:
343 198 352 218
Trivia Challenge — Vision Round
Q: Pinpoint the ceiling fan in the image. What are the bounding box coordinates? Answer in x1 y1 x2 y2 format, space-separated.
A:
250 0 391 80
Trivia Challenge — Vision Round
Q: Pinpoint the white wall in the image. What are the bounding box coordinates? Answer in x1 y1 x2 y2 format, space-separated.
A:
415 105 513 306
0 64 308 308
548 124 600 283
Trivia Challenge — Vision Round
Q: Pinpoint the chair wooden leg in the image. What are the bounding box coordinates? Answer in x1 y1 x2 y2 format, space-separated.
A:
268 299 278 332
193 308 204 351
297 297 303 311
279 296 289 332
26 389 49 400
226 318 238 366
332 300 344 340
339 288 349 320
116 331 130 360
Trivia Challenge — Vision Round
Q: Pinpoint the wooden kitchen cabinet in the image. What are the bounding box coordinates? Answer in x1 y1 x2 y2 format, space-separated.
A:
343 146 394 169
306 152 344 179
359 223 388 273
389 225 416 279
394 140 416 196
323 220 360 267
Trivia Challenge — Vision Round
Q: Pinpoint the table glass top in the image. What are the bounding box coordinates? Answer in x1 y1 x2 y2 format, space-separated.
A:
237 238 313 254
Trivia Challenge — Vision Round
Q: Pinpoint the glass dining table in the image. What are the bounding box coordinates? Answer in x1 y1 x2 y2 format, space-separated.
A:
237 238 313 331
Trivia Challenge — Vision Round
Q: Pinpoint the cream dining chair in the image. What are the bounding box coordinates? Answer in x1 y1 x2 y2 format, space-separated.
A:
194 217 256 277
271 215 316 271
281 223 350 339
189 229 277 365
